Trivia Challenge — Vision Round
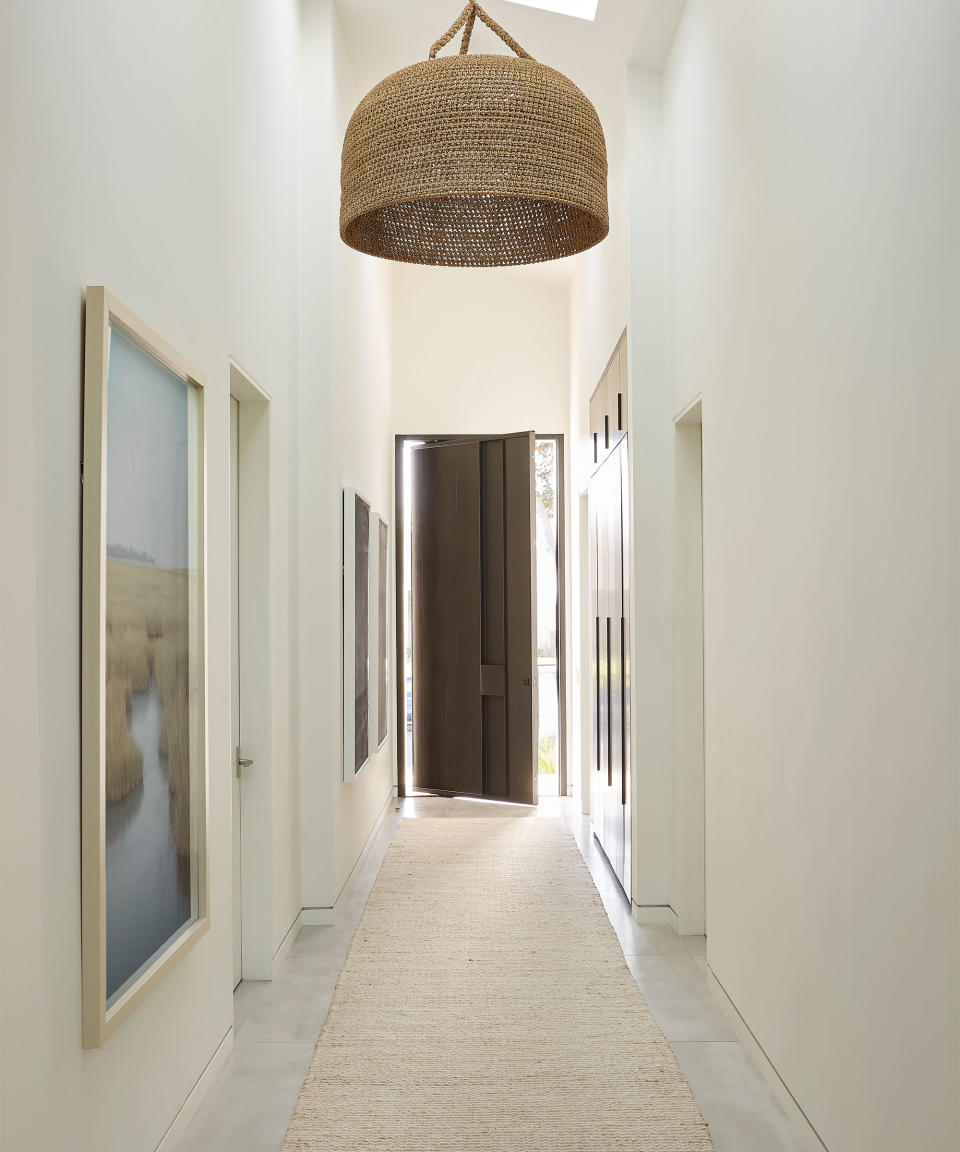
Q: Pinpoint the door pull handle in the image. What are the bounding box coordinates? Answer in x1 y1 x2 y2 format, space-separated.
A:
236 747 253 778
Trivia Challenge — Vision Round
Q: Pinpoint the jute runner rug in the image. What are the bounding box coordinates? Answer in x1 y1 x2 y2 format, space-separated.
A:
284 817 713 1150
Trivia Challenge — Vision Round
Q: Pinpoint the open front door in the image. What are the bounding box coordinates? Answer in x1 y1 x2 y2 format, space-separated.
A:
411 433 538 804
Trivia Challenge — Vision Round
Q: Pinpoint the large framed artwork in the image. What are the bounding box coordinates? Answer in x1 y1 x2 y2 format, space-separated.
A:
343 488 378 782
81 287 209 1047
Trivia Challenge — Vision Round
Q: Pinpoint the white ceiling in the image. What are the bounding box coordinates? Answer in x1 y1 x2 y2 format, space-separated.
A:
335 0 686 282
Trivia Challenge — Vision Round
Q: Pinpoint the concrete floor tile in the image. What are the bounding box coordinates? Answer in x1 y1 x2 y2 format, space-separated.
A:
233 980 269 1033
177 1042 314 1152
626 954 737 1041
236 957 340 1044
670 1041 804 1152
609 911 692 957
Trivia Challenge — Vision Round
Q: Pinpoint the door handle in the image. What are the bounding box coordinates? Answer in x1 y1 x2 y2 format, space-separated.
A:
521 677 531 687
236 747 253 778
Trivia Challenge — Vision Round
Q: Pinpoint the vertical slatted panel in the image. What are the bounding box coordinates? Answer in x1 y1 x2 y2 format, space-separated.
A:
480 439 508 798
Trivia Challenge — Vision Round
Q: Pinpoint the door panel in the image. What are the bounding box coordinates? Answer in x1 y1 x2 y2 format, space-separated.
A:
605 454 624 882
589 492 601 830
412 434 538 803
620 442 632 901
412 441 483 795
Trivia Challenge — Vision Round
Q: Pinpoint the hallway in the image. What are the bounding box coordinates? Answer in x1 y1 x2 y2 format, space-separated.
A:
4 1 959 1149
179 798 800 1152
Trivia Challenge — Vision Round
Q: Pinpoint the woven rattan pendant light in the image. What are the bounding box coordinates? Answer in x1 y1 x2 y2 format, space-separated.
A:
340 1 609 267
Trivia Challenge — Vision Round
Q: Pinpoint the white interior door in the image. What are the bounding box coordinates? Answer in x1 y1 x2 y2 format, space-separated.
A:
230 396 242 987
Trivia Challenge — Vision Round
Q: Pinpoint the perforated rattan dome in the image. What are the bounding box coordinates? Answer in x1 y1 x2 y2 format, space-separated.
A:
340 2 609 267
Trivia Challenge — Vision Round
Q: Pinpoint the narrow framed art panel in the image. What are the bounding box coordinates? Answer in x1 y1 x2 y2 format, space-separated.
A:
376 515 389 750
343 487 374 782
81 287 209 1048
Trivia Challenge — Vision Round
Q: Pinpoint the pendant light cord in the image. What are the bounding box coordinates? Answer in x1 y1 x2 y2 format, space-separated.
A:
429 2 532 61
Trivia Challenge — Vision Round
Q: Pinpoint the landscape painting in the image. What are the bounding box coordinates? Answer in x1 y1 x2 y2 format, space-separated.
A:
82 288 208 1046
104 326 197 1000
377 516 388 749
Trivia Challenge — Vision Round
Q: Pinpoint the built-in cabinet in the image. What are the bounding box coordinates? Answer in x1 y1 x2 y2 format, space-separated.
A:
588 387 631 900
589 329 628 467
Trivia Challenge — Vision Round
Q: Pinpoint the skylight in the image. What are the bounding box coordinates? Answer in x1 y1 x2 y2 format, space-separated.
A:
503 0 599 22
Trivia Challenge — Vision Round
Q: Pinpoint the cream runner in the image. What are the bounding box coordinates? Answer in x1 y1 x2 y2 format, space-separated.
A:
284 817 712 1151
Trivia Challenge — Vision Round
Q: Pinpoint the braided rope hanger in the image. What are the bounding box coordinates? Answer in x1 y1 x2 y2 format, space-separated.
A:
429 1 533 61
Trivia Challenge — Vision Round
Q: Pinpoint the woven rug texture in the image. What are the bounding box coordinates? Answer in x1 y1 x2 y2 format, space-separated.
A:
283 816 713 1150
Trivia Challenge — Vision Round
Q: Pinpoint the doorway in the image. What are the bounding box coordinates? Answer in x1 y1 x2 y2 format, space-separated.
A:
395 434 566 803
229 360 273 983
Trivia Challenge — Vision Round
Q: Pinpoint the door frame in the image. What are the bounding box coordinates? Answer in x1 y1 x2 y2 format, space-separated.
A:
394 433 567 800
229 358 274 979
673 394 705 935
534 434 567 796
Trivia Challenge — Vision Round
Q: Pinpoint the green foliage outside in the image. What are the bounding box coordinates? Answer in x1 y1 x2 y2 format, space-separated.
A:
535 440 555 519
538 734 557 775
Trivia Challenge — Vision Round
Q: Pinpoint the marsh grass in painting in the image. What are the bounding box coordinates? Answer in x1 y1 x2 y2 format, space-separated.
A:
106 559 191 852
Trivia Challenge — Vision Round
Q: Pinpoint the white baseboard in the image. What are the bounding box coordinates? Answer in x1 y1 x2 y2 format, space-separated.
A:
154 1025 233 1152
706 967 829 1152
301 787 398 926
632 903 679 927
272 910 304 976
300 906 336 926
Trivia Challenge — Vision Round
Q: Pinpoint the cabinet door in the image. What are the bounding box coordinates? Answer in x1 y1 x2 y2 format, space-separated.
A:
604 452 625 882
620 440 632 901
588 484 600 802
595 481 609 851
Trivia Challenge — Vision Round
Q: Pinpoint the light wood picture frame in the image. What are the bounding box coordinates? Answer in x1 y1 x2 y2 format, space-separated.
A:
81 287 209 1048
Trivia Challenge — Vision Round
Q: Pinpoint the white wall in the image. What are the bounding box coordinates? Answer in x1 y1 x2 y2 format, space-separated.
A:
654 2 960 1148
391 265 570 436
298 0 396 913
0 0 302 1149
624 68 674 911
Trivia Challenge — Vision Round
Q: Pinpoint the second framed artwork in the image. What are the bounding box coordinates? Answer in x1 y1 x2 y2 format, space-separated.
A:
343 490 389 782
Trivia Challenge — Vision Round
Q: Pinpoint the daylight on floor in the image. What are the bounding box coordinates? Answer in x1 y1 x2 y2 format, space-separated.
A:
2 2 959 1151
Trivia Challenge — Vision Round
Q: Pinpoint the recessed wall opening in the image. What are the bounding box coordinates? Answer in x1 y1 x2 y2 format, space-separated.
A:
395 434 566 802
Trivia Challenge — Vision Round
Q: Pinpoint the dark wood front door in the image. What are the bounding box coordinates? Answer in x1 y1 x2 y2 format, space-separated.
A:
411 433 538 804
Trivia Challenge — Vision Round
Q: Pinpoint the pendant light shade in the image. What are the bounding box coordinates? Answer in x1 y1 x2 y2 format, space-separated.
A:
340 2 609 267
